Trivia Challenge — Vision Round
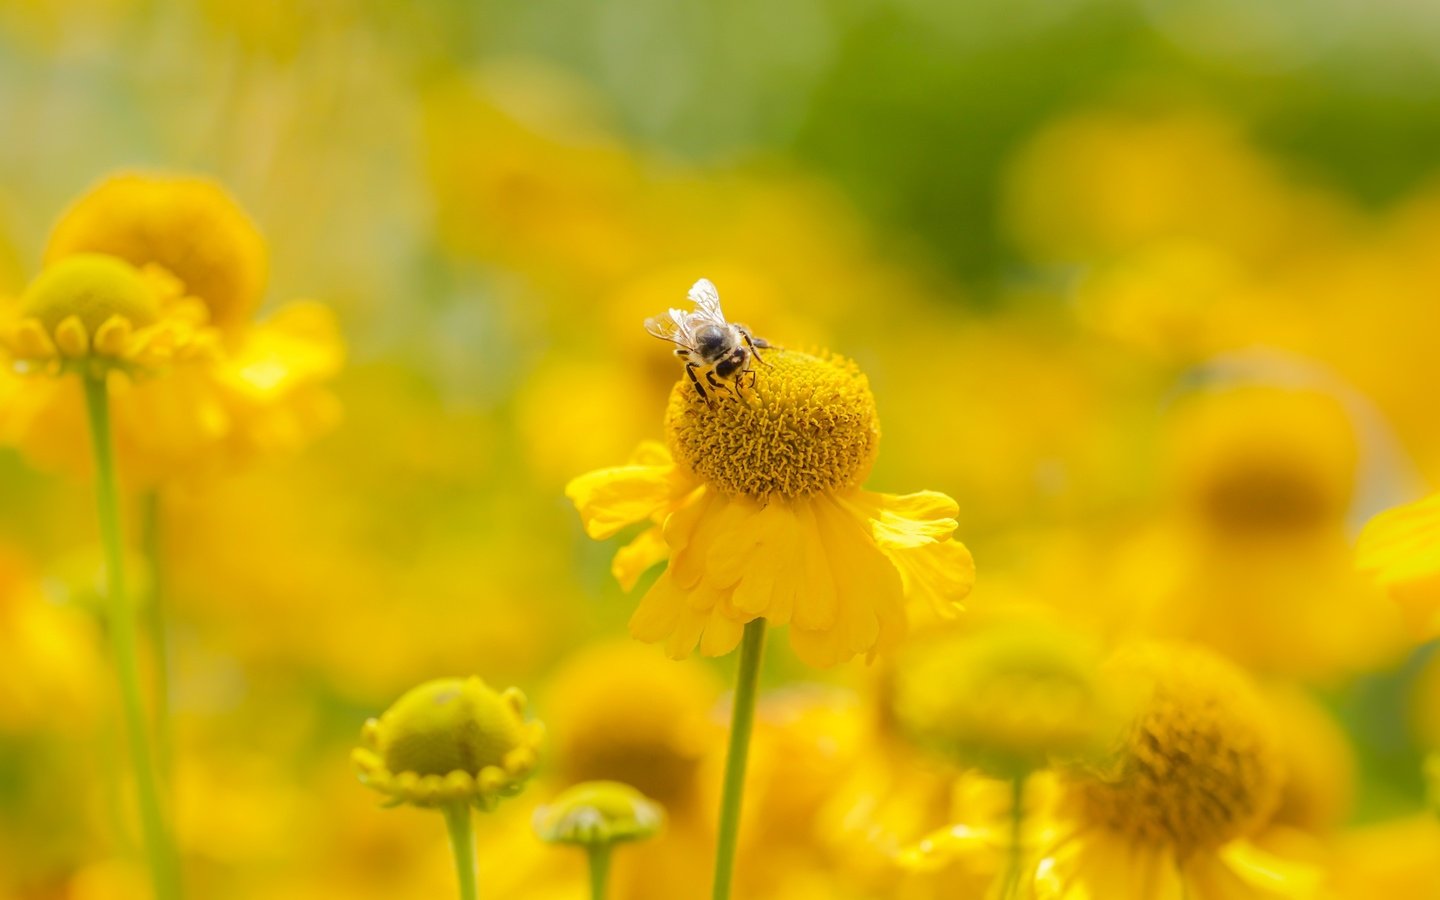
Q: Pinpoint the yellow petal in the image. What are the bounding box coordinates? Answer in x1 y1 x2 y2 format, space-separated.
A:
886 538 976 619
845 489 960 549
92 315 133 357
630 570 687 644
1185 840 1321 899
9 319 57 359
698 613 745 657
728 502 803 623
1358 493 1440 585
54 315 90 358
666 490 722 590
566 460 684 540
791 500 839 632
789 496 903 667
612 525 669 592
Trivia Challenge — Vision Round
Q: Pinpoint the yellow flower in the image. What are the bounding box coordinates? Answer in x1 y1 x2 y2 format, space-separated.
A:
544 642 719 814
890 615 1130 779
46 172 267 332
1036 642 1319 899
532 781 664 847
1 254 215 377
1357 491 1440 636
1165 385 1356 543
0 172 342 485
353 676 544 811
567 346 974 667
1109 383 1404 678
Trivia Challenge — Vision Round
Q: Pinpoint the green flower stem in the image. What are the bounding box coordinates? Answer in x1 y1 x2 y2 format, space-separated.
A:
1002 773 1027 900
443 802 480 900
586 844 612 900
82 374 181 900
140 489 173 778
711 617 767 900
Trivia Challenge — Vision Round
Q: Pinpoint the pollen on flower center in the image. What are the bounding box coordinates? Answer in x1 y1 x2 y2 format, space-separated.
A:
664 349 880 501
20 254 159 334
1071 643 1282 856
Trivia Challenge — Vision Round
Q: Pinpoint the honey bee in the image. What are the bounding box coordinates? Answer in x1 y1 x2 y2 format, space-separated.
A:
645 278 772 405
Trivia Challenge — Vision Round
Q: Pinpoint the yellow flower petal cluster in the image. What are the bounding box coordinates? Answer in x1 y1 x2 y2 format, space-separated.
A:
567 348 974 667
0 171 342 485
1357 492 1440 636
1038 642 1318 900
1 254 216 377
353 676 544 811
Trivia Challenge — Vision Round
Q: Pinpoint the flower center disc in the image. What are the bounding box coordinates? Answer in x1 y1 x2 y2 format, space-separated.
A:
664 349 880 502
1073 644 1282 856
21 254 158 334
379 678 526 777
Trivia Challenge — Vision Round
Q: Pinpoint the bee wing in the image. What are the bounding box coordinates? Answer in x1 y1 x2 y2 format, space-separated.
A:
644 308 694 347
687 278 726 323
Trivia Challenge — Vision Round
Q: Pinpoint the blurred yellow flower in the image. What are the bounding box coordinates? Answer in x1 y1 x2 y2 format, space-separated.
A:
46 172 268 331
1357 491 1440 636
353 676 544 811
544 642 719 815
0 172 342 486
1037 642 1318 899
1 254 215 376
890 615 1129 779
1111 383 1404 677
532 780 664 847
541 643 720 900
568 347 974 666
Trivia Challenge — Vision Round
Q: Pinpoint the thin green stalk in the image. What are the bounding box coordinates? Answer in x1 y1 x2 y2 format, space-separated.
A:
140 490 172 778
710 617 767 900
586 844 612 900
82 374 181 900
1002 774 1027 900
443 802 479 900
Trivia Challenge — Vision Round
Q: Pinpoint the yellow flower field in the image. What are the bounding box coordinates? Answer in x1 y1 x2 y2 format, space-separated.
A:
3 2 1440 899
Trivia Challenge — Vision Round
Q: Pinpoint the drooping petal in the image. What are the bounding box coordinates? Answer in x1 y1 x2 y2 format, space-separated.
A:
1184 840 1321 899
566 452 690 540
1358 493 1440 633
666 489 723 590
612 525 669 592
727 501 803 624
1036 832 1183 900
791 499 839 632
630 570 687 644
1358 492 1440 584
790 495 904 668
845 489 960 549
890 538 976 619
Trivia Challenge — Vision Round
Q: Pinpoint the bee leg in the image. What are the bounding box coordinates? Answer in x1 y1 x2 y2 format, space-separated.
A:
685 361 713 406
705 369 734 399
739 327 773 366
